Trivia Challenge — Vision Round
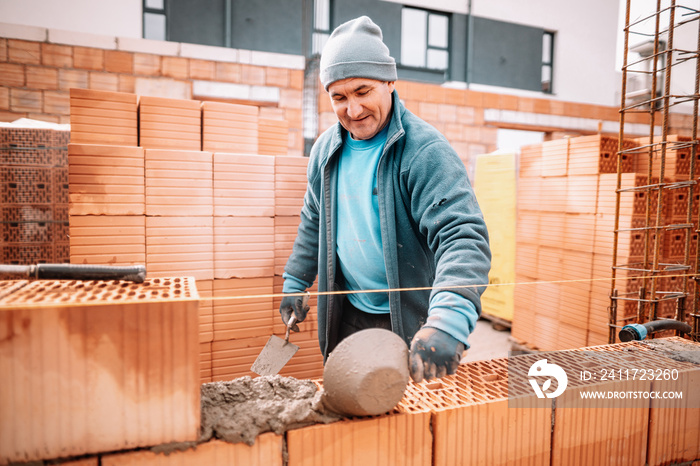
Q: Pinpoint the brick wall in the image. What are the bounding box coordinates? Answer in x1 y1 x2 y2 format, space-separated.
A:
0 26 305 157
0 337 700 466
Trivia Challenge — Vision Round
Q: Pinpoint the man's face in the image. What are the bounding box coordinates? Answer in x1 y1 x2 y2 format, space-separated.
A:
328 78 395 140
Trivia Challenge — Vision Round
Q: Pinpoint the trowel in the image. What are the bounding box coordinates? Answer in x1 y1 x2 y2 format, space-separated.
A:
251 293 308 376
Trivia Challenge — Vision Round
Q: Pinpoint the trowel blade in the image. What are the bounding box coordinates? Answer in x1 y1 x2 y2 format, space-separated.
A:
251 334 300 376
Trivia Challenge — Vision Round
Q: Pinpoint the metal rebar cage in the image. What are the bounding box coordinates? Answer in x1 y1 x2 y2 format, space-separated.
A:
610 0 700 343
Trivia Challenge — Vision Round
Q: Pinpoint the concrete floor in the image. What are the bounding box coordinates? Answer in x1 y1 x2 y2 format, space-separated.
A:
461 318 513 363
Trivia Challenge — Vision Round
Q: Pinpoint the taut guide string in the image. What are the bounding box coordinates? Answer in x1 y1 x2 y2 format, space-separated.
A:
203 272 699 303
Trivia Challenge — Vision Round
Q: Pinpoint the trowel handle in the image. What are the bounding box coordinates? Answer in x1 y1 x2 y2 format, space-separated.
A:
284 292 309 341
284 314 297 342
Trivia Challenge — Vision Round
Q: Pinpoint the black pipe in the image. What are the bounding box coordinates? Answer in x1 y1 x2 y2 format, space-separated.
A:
619 319 692 342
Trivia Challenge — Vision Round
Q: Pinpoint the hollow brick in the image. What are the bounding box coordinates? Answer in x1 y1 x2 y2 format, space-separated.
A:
189 59 215 80
287 412 431 466
10 88 42 113
0 88 8 110
73 46 104 71
133 53 161 76
41 43 72 68
43 91 70 115
88 71 120 92
0 278 200 464
105 50 134 74
162 56 189 79
0 38 7 62
0 62 25 87
58 69 88 90
101 436 283 466
8 39 41 65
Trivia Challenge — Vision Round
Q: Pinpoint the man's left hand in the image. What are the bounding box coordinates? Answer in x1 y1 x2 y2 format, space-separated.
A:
409 327 465 383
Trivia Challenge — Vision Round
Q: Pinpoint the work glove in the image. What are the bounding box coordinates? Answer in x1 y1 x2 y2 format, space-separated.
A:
409 327 465 383
279 293 310 332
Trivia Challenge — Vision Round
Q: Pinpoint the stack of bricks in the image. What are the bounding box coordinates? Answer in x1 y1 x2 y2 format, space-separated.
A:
1 125 70 266
67 88 323 384
513 134 650 350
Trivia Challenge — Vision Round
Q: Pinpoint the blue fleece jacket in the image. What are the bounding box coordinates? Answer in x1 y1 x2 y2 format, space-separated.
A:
283 90 491 357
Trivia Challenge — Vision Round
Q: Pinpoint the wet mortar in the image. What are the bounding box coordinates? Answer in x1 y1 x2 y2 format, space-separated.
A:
642 338 700 365
197 375 342 446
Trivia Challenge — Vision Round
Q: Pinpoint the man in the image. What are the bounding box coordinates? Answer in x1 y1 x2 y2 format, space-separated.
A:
279 16 491 383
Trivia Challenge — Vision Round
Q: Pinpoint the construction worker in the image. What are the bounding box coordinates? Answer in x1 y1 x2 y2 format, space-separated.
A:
279 16 491 382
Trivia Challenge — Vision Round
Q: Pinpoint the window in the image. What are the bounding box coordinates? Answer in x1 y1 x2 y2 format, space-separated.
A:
312 0 332 55
542 31 554 93
143 0 167 41
400 7 449 71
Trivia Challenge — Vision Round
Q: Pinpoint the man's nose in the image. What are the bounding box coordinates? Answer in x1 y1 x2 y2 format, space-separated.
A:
347 99 363 119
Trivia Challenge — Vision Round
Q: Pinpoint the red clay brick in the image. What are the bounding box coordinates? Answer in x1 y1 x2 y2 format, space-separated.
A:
425 84 447 104
499 93 519 111
10 88 42 112
241 65 265 86
266 66 289 87
89 71 120 91
550 99 566 115
59 68 89 90
42 43 73 68
289 69 303 90
73 46 104 70
288 413 431 466
445 87 466 106
104 50 133 74
476 90 497 108
464 90 484 108
8 39 41 64
0 62 25 87
189 59 215 80
133 53 160 76
68 145 145 216
533 98 551 114
119 74 136 93
26 66 58 90
215 62 241 82
44 90 70 115
0 87 8 110
0 278 200 463
69 214 146 262
0 38 7 62
162 56 189 79
102 436 283 466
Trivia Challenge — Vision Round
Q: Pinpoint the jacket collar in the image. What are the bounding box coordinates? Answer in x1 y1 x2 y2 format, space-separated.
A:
325 89 405 164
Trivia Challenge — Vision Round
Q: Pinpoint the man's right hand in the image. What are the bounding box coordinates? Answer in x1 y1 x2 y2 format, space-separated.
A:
279 294 310 332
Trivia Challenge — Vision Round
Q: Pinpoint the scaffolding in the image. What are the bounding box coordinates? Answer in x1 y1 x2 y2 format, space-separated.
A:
611 0 700 342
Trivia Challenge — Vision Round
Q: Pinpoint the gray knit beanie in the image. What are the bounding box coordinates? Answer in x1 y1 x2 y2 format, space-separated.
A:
319 16 398 90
